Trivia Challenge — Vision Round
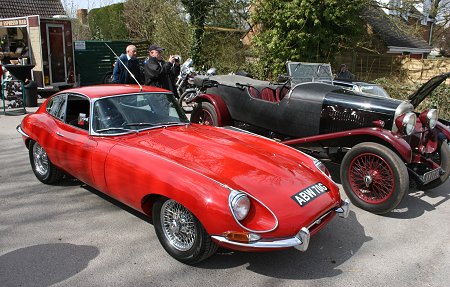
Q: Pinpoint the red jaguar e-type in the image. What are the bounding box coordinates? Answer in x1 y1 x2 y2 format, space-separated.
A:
17 85 349 264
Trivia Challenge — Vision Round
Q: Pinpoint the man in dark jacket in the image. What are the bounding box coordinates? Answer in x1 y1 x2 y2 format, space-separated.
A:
112 45 141 84
144 44 180 95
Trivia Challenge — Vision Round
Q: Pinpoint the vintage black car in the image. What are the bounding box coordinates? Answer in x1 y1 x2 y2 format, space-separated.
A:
189 72 450 214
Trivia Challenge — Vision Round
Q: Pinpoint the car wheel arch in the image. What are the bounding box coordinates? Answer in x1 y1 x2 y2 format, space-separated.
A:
335 134 410 164
194 94 232 126
140 190 230 233
24 137 32 150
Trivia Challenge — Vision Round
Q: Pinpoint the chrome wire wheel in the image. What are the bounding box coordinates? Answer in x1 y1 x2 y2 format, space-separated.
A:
160 199 196 251
32 142 49 176
348 152 395 204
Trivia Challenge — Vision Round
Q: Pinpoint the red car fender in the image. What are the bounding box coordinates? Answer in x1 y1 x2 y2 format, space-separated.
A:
103 144 240 235
282 127 413 163
195 93 232 126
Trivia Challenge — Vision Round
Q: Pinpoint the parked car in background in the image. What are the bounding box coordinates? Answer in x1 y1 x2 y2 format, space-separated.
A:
189 67 450 214
17 85 349 264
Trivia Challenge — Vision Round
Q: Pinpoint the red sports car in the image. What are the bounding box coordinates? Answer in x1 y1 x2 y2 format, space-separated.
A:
17 85 349 264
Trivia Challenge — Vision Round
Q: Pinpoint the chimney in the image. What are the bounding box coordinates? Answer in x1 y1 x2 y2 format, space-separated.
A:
77 9 88 24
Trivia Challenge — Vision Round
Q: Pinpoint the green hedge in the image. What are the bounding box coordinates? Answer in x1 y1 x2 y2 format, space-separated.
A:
374 77 450 120
88 3 129 40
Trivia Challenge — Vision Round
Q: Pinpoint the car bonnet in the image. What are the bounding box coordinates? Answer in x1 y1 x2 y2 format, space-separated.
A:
408 72 450 108
116 125 337 201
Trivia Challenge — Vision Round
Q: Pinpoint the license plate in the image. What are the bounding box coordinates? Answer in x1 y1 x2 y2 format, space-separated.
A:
291 182 330 207
422 168 442 184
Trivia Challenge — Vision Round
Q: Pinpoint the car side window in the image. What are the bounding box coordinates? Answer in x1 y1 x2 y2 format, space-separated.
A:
46 94 67 121
65 94 90 130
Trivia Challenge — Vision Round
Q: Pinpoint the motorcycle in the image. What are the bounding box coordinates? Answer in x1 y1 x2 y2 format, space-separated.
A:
176 58 217 113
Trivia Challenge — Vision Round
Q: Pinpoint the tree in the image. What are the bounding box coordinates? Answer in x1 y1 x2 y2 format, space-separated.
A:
122 0 191 59
251 0 366 79
89 3 129 40
181 0 216 67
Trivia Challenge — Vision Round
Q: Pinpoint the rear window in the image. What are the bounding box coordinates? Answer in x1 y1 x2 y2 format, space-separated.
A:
46 94 67 120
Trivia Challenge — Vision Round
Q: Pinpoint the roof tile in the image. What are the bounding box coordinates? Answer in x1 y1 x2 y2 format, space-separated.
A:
0 0 65 18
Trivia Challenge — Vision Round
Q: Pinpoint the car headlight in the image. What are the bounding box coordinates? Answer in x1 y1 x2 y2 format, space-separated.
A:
395 112 417 135
313 158 331 178
229 190 251 221
419 109 438 129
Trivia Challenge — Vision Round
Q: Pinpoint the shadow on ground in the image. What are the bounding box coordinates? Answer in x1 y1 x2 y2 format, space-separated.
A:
0 243 99 287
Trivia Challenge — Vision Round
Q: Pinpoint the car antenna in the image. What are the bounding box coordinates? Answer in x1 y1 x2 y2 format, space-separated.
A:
105 43 143 92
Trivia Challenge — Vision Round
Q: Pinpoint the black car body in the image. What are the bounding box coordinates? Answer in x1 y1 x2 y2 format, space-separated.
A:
189 72 450 214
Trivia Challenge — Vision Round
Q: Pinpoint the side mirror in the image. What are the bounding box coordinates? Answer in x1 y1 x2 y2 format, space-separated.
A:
77 113 88 126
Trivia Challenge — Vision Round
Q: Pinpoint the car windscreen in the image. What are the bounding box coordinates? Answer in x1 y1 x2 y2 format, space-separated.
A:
287 62 333 85
92 92 189 134
359 85 390 98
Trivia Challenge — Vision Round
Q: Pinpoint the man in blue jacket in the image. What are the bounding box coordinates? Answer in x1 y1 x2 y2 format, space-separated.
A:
112 45 141 84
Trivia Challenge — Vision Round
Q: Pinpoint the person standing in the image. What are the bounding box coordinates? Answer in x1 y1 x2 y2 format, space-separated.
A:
144 44 180 95
336 64 354 80
112 45 141 84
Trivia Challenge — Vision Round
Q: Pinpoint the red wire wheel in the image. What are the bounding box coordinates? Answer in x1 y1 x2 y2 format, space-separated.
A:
347 152 395 204
191 102 219 126
340 142 409 214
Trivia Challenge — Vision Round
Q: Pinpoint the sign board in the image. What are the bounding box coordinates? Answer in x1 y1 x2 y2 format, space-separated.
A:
0 18 27 28
74 41 86 50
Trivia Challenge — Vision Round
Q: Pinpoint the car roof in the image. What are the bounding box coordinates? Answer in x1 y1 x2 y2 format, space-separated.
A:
56 84 171 99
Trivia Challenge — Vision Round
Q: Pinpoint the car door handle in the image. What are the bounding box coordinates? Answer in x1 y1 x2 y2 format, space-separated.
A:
56 132 64 137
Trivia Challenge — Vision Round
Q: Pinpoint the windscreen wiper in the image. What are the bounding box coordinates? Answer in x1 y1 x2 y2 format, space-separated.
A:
95 127 137 133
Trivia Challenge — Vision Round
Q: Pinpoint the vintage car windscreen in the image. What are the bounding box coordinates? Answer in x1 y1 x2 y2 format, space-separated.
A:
286 62 333 85
359 85 390 98
92 93 189 134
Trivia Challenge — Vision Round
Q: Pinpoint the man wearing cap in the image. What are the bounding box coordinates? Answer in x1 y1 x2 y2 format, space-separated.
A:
144 44 180 95
112 45 142 84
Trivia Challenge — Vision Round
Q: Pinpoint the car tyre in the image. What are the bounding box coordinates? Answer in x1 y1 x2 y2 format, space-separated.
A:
419 140 450 190
340 142 409 214
153 198 218 264
191 102 219 126
29 140 64 184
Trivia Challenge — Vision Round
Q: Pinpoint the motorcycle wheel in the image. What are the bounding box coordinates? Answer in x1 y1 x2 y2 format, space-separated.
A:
102 71 113 84
178 91 197 113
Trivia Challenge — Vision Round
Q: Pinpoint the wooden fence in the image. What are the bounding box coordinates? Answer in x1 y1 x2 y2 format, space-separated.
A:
334 52 450 84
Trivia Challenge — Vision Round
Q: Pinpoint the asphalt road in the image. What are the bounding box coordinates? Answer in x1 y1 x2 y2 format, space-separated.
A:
1 107 449 287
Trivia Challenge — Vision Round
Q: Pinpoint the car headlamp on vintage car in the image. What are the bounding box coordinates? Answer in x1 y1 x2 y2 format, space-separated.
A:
395 112 417 135
313 158 331 178
419 109 438 129
229 190 251 221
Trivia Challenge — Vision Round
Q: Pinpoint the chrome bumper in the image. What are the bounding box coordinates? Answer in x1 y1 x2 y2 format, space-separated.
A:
212 199 350 252
335 198 351 218
212 227 311 251
16 125 30 138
